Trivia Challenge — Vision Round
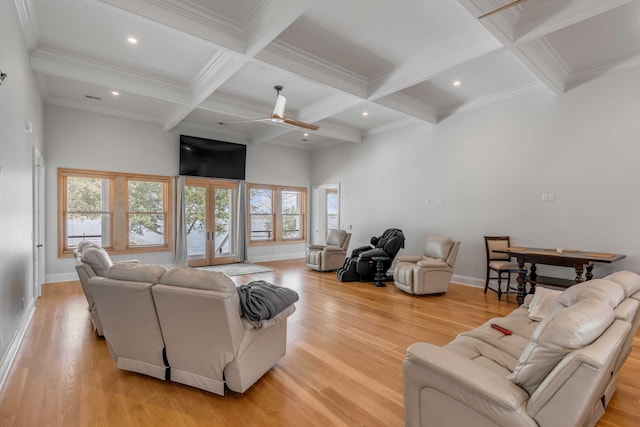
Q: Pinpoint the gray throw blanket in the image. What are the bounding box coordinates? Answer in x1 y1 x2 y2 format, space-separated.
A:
237 280 299 322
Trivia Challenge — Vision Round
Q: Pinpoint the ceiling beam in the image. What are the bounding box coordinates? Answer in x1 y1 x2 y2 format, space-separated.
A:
367 31 502 100
96 0 246 53
244 0 317 56
30 48 191 104
374 93 439 124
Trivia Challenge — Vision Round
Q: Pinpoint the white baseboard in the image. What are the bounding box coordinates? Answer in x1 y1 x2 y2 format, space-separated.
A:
248 253 305 263
451 274 485 288
0 300 36 392
45 272 77 283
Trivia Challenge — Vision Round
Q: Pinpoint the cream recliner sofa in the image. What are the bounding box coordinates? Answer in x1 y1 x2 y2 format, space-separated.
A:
89 264 296 395
306 229 351 272
403 271 640 427
393 235 460 295
74 241 140 336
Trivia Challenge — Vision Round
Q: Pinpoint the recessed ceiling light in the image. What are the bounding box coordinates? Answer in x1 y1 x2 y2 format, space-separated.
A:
362 111 369 117
303 133 309 137
453 80 461 87
111 91 119 96
127 37 138 45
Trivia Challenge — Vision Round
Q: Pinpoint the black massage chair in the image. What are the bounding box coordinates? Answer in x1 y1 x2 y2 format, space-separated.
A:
337 228 405 282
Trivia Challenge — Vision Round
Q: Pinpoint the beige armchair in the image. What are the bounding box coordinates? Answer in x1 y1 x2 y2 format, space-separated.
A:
306 229 351 272
393 235 460 295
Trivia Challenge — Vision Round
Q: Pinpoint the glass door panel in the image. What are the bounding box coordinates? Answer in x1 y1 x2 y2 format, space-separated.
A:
186 179 238 267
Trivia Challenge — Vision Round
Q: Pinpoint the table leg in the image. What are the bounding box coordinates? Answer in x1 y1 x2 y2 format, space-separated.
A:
516 259 527 306
575 264 584 283
585 264 594 281
529 263 537 295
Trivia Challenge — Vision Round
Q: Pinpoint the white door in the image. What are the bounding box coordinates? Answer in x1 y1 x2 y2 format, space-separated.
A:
33 148 45 299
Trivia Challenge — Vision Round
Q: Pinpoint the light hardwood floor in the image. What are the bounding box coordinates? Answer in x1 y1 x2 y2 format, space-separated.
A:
1 259 639 426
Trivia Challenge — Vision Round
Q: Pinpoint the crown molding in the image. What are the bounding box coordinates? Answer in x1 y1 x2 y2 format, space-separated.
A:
31 47 191 104
46 97 163 124
14 0 39 52
256 40 368 98
298 93 364 123
366 117 419 137
438 80 545 119
97 0 245 53
367 30 502 100
176 121 251 144
200 92 273 119
515 38 569 93
566 54 640 91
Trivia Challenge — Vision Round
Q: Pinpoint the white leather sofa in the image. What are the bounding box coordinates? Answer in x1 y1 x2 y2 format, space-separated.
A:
403 271 640 427
73 241 140 336
394 235 460 295
89 264 296 395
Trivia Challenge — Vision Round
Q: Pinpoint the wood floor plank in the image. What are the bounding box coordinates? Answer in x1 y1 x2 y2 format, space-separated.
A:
0 258 638 426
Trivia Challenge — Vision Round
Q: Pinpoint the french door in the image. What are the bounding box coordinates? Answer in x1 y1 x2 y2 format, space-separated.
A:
185 178 238 267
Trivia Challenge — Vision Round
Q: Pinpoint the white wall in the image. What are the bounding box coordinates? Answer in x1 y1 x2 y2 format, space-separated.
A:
0 0 44 386
44 105 311 281
312 66 640 286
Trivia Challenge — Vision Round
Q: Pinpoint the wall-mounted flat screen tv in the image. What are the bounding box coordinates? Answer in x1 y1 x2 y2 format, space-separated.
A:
179 135 246 180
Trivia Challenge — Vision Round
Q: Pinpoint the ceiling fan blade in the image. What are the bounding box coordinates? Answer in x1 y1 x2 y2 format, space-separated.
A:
223 117 272 124
283 118 320 131
272 94 286 118
478 0 527 19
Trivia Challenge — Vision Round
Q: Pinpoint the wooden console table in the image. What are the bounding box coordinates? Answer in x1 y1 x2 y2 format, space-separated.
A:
494 247 625 305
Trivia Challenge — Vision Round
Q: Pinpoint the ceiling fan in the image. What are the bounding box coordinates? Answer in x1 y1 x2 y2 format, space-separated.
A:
478 0 527 19
224 85 319 131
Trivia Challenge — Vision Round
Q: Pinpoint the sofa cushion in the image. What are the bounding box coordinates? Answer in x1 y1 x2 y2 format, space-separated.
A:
160 267 236 292
604 271 640 298
508 298 614 395
555 279 625 309
528 287 562 321
81 246 113 276
423 235 454 260
107 263 167 284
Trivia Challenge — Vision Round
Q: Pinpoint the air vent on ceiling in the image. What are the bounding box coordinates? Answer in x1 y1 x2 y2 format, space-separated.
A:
85 95 102 100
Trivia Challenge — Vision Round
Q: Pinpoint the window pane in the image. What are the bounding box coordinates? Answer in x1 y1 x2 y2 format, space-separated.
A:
67 176 110 213
129 214 165 246
250 214 273 240
250 188 273 214
282 190 301 214
129 181 163 212
185 186 207 259
128 180 165 247
327 215 339 231
66 176 110 248
67 213 111 247
283 214 302 239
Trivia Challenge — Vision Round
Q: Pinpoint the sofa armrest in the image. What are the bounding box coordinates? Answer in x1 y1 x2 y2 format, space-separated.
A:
113 259 141 265
416 258 448 268
307 244 326 250
406 342 528 410
397 255 422 263
241 304 296 330
323 245 345 254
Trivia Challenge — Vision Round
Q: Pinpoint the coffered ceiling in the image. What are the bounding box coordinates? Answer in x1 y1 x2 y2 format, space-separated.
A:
15 0 640 149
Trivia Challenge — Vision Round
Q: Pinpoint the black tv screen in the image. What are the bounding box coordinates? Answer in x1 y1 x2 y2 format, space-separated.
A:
179 135 246 180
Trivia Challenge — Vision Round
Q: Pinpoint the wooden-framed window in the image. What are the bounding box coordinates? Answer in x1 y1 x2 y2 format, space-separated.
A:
248 184 306 244
58 168 173 256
